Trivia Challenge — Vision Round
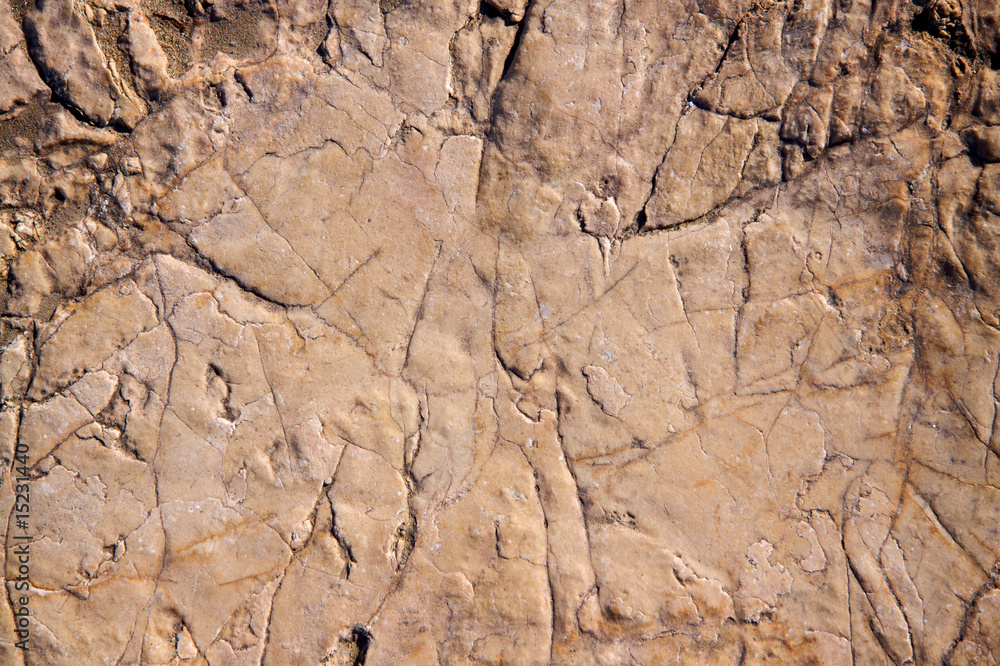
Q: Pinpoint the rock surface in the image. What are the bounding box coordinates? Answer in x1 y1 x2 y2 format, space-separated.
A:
0 0 999 664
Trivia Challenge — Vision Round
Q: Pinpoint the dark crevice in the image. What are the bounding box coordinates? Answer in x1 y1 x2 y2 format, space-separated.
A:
350 625 373 666
329 506 357 578
233 70 255 102
711 21 742 79
392 514 416 571
494 339 536 382
910 5 977 62
181 240 290 312
498 2 530 82
634 209 647 233
479 0 516 25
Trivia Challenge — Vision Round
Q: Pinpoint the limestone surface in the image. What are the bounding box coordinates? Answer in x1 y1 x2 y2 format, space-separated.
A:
1 0 999 664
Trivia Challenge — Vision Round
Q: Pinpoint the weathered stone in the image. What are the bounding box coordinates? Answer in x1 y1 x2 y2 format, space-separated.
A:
1 0 1000 663
25 0 117 126
0 46 48 114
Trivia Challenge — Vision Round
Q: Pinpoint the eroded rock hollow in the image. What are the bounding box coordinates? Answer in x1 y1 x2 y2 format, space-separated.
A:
1 0 1000 663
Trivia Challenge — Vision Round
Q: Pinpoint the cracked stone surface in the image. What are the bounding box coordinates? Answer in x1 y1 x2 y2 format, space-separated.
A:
1 0 1000 663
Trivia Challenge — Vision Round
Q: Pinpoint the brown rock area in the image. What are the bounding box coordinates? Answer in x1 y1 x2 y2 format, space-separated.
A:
1 0 1000 663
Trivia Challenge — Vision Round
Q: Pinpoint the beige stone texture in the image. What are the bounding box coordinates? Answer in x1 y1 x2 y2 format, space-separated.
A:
1 0 999 664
